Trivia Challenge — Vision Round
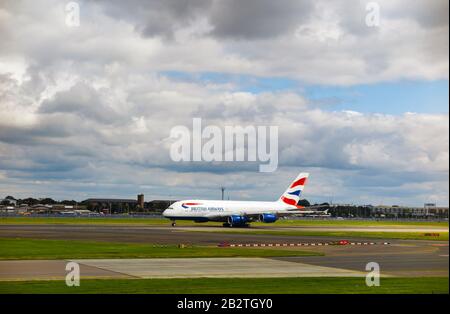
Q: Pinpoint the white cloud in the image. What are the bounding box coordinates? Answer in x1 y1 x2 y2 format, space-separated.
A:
1 0 448 85
0 68 448 204
0 0 448 205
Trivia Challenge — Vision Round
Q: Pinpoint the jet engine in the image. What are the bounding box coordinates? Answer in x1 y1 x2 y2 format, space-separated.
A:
228 215 248 226
259 213 278 223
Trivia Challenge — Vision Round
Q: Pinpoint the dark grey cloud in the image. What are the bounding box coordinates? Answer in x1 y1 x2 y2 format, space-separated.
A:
95 0 211 38
93 0 449 41
208 0 314 39
39 82 122 124
94 0 315 39
0 121 71 145
394 0 449 28
1 0 447 85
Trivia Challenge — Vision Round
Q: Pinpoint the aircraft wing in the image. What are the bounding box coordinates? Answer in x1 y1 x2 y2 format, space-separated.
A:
275 208 329 217
205 205 329 222
242 206 329 219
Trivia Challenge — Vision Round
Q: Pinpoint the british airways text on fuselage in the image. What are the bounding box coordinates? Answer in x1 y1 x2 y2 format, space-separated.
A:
190 207 225 212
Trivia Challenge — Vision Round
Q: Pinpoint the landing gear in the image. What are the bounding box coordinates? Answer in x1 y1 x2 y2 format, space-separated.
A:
223 222 231 227
171 221 176 227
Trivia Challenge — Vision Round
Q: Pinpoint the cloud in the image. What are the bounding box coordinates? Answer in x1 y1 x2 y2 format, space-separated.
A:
39 82 123 124
208 0 314 39
0 0 448 205
0 67 448 204
96 0 212 39
2 0 445 85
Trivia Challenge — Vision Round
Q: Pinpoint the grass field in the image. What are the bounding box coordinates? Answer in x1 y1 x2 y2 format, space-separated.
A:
1 216 447 228
0 277 447 294
0 238 321 260
190 229 449 241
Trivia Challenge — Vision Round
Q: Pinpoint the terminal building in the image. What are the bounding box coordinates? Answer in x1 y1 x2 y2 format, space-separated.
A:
329 203 448 219
82 195 175 214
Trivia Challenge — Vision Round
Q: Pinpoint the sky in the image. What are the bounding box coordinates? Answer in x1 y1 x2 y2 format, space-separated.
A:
0 0 448 206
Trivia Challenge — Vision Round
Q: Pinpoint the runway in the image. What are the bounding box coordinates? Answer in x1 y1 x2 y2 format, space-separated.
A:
0 243 447 281
0 224 448 281
1 224 447 245
0 257 366 281
176 225 449 233
0 224 379 245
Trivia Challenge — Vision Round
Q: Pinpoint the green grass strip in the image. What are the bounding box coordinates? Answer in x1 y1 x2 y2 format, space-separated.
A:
1 217 447 228
0 277 447 294
0 238 321 260
190 229 449 241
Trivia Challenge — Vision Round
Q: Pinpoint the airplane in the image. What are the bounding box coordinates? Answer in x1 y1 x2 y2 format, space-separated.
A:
162 172 328 227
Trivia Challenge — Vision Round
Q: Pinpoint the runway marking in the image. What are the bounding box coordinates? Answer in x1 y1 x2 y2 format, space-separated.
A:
74 260 142 279
219 241 389 247
70 257 366 279
0 259 135 281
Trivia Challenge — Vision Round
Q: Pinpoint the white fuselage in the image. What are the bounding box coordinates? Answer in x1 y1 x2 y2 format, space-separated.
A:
162 200 296 222
162 172 316 225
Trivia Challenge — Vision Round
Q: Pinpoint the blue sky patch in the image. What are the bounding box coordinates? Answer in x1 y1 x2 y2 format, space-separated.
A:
162 71 448 115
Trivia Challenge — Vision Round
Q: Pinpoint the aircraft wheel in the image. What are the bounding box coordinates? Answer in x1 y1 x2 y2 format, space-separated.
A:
223 223 231 227
171 221 176 227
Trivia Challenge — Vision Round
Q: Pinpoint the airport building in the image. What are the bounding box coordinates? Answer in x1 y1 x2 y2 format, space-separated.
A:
1 192 447 219
329 203 448 219
370 204 449 218
82 195 176 214
83 198 139 213
137 194 145 209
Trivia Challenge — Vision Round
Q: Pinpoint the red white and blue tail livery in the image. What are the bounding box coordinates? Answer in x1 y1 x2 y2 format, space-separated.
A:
279 172 309 206
163 171 327 227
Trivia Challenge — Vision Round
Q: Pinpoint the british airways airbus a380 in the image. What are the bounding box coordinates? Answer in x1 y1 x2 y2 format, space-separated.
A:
162 172 327 227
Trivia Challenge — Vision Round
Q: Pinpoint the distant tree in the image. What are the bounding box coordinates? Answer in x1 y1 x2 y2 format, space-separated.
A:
40 198 57 205
297 199 310 207
4 195 16 200
21 198 39 206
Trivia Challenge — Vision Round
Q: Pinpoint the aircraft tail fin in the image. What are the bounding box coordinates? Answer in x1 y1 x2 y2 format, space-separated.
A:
278 172 309 206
